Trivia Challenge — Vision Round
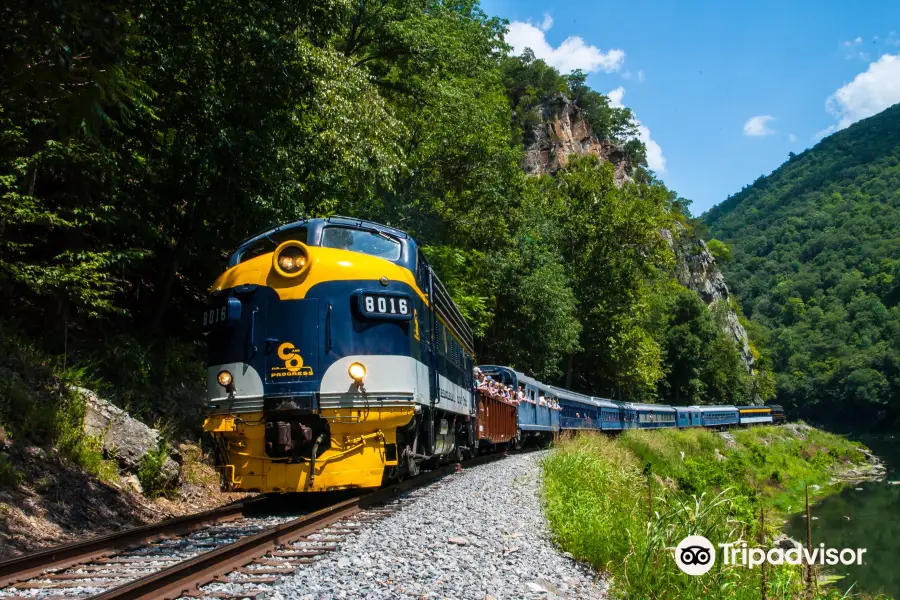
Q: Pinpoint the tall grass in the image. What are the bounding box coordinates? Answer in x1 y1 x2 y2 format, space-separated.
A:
0 323 119 484
542 431 888 600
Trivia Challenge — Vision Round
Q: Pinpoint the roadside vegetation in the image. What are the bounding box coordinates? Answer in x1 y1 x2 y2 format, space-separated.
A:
543 427 889 600
0 323 120 486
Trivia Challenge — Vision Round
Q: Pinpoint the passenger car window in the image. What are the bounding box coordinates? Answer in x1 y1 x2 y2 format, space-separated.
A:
322 227 401 260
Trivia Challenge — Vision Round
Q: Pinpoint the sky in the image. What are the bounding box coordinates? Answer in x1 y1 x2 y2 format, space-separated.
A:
480 0 900 214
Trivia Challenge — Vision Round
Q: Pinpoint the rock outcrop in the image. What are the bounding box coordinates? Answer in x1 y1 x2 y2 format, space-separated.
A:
523 93 631 184
523 94 755 375
663 226 755 373
74 386 180 484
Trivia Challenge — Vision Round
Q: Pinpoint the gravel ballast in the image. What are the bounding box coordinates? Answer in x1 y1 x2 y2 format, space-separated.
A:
267 451 606 600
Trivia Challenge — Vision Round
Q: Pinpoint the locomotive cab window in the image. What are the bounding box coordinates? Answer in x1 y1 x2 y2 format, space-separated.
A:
322 226 401 261
237 227 308 264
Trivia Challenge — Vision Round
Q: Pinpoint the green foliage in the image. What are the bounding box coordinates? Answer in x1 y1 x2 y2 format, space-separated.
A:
706 238 732 263
419 246 494 339
551 157 677 397
1 0 762 435
705 103 900 429
0 455 23 488
543 430 879 600
655 288 754 405
0 322 119 482
138 439 172 498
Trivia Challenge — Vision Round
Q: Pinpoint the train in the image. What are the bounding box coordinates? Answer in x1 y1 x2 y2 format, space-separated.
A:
478 366 783 446
202 216 784 494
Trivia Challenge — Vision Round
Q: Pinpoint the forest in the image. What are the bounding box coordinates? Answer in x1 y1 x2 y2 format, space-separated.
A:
704 103 900 430
1 0 764 451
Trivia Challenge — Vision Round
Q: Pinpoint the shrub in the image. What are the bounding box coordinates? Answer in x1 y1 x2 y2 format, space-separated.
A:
138 439 173 498
0 454 22 488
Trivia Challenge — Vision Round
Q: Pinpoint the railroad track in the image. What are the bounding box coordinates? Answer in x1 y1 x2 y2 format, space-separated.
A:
0 452 507 600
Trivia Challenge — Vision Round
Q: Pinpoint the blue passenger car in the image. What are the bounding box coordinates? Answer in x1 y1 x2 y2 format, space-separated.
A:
628 403 677 429
549 385 601 431
616 401 639 429
592 397 628 431
478 366 559 443
699 405 740 428
675 406 703 428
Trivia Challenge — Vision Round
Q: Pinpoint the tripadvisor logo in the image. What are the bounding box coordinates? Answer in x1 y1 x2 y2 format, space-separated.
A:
675 535 716 576
674 535 868 575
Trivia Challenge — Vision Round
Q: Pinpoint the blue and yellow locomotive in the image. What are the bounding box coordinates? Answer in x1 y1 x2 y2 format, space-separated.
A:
202 217 475 492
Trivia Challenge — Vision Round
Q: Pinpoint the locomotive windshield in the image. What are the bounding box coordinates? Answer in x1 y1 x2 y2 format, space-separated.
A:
321 226 401 260
235 226 308 264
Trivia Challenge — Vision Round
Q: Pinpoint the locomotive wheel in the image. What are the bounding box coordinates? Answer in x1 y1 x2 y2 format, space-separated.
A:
400 445 419 479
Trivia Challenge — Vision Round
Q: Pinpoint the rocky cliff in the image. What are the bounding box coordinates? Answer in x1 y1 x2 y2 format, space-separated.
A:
523 96 755 374
522 93 631 185
662 227 755 373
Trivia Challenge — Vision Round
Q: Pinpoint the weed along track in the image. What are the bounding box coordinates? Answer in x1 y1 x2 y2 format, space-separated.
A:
0 453 507 600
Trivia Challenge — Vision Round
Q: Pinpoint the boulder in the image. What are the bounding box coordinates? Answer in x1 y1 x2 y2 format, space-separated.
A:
773 534 801 551
73 386 180 485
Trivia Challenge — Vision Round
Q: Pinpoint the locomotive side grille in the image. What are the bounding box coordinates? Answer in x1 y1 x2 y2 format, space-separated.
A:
207 396 264 414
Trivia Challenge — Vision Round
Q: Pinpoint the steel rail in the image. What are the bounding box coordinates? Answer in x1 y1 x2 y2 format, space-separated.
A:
93 453 506 600
0 495 267 588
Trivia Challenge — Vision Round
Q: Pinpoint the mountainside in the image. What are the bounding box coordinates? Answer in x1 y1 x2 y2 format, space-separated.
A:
704 103 900 428
520 93 755 376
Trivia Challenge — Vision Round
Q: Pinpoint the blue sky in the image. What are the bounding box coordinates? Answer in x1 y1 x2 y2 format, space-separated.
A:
481 0 900 214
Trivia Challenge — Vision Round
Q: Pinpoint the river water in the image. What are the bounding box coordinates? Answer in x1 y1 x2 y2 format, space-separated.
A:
785 434 900 598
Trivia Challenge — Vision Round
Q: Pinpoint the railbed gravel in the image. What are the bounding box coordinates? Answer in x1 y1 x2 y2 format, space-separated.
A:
0 515 296 599
255 451 605 600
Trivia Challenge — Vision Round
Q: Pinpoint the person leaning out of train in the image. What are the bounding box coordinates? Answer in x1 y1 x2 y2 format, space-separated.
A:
516 385 526 405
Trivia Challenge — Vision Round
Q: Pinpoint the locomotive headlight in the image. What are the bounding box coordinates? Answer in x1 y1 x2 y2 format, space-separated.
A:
217 370 233 387
348 362 367 383
273 241 311 278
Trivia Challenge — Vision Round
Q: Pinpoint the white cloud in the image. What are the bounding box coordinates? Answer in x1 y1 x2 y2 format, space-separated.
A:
606 87 667 173
621 70 632 79
506 20 626 73
637 69 646 82
824 54 900 130
608 86 626 108
842 37 869 60
743 115 777 136
788 133 798 143
539 13 553 32
638 124 667 173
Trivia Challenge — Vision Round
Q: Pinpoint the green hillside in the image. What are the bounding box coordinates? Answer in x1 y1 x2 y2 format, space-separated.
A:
704 103 900 429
